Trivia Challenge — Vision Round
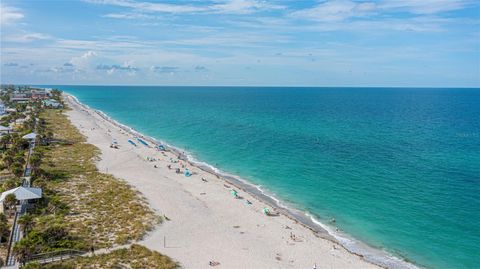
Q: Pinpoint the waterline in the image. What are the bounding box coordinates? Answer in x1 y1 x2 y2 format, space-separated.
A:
67 92 419 269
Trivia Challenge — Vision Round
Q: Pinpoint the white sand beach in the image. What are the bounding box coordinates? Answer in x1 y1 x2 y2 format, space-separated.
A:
64 94 381 269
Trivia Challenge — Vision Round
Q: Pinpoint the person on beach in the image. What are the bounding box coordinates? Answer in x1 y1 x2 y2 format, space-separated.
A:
209 261 220 266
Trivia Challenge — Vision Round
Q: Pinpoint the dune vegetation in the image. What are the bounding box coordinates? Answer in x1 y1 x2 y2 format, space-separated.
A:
24 244 178 269
0 92 168 267
32 108 160 249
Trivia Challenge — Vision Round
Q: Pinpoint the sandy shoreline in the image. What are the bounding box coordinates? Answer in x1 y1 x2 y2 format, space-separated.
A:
63 93 413 269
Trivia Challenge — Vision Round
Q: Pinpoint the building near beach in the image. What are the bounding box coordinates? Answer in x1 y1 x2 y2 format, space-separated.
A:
10 93 30 103
43 99 63 108
31 89 50 100
0 186 43 213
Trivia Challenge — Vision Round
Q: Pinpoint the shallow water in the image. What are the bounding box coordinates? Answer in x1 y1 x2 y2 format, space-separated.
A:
50 86 479 269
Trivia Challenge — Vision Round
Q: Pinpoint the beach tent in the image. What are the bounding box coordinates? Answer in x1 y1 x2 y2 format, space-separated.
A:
0 187 42 203
22 132 37 140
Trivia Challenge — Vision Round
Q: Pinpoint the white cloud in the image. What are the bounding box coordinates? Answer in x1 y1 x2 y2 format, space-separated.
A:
86 0 283 15
379 0 470 14
97 62 139 74
211 0 285 14
0 4 24 25
150 65 179 74
4 33 51 43
85 0 207 13
68 50 98 70
290 0 473 22
103 12 154 19
307 16 449 32
81 51 97 59
290 0 375 22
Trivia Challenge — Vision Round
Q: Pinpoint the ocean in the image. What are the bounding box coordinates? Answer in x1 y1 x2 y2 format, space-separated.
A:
48 86 479 269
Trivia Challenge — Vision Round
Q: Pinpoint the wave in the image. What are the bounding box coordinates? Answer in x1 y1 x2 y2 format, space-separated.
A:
66 92 420 269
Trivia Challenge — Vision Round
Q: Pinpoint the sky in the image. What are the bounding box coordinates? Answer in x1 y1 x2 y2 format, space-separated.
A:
1 0 479 87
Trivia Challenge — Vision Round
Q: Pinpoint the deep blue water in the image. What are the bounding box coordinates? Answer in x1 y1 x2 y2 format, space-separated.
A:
49 86 479 269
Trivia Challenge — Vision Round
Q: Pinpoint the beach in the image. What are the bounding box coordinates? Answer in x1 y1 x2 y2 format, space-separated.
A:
63 94 385 269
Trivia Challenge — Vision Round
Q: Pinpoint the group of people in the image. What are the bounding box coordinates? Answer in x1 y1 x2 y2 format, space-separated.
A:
109 144 119 149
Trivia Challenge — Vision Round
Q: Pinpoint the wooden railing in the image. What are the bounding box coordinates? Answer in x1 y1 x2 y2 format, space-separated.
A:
5 211 19 266
24 249 87 265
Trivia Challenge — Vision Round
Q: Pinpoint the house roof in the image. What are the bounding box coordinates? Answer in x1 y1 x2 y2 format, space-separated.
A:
22 132 37 140
0 187 42 202
0 125 12 131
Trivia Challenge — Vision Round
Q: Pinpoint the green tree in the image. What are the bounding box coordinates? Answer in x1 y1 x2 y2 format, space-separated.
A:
2 148 16 165
0 134 11 150
13 237 35 266
29 156 41 177
2 178 19 190
18 214 35 235
11 163 25 177
14 155 26 165
0 213 10 243
4 193 17 216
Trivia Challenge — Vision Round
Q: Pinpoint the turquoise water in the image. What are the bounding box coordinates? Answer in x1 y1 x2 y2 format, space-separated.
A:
50 86 479 269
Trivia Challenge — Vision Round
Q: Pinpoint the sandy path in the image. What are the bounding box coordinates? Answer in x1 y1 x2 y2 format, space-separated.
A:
64 95 380 269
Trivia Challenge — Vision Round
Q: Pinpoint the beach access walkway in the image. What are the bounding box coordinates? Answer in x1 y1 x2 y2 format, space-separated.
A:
4 131 37 267
22 244 132 266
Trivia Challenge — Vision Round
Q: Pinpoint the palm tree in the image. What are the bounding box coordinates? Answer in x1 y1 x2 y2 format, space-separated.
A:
2 178 18 190
13 238 35 266
0 134 11 150
29 154 42 176
0 213 9 243
4 193 17 216
18 214 34 235
2 154 14 167
11 163 24 177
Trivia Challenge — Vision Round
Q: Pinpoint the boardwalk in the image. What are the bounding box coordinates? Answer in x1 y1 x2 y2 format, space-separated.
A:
23 244 132 266
4 128 37 267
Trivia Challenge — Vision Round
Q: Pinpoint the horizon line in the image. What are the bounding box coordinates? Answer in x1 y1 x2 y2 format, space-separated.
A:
2 83 479 89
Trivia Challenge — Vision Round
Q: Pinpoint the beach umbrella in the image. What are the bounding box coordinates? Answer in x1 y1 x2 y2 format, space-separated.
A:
230 190 238 197
263 208 270 215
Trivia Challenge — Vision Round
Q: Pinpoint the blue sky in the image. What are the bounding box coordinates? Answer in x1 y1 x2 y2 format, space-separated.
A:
1 0 479 87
